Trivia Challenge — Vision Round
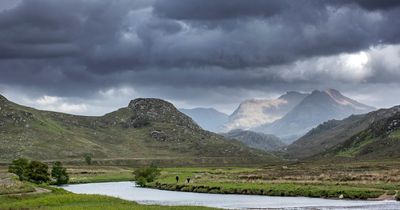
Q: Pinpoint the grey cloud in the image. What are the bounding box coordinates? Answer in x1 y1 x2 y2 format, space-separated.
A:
0 0 400 114
333 0 400 11
153 0 288 20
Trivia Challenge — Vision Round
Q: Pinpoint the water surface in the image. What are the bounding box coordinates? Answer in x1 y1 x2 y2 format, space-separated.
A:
62 181 400 210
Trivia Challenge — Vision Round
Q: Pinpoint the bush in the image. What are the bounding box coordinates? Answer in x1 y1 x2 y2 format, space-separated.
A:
84 154 92 165
51 161 69 185
136 177 147 187
133 164 160 187
9 159 51 184
27 161 50 184
8 158 29 181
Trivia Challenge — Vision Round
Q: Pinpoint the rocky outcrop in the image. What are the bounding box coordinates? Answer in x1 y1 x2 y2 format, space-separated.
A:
127 98 200 130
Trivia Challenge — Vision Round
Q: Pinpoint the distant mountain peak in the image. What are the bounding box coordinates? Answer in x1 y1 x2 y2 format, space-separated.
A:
255 89 375 143
223 92 308 132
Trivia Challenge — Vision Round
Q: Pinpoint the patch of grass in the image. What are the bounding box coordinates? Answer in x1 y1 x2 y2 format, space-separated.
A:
390 130 400 139
146 166 393 200
69 171 134 184
337 135 374 157
150 181 383 200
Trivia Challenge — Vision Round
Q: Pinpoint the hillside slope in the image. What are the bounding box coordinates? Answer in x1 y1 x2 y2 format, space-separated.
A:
179 108 228 132
0 95 276 164
288 106 400 159
222 129 285 152
323 106 400 159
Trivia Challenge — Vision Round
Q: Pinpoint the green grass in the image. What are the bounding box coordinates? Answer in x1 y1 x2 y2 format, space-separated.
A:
337 134 374 157
150 181 384 199
390 130 400 139
145 167 390 200
0 187 215 210
69 171 134 184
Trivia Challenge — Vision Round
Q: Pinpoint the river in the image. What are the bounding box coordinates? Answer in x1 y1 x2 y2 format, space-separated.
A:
62 181 400 209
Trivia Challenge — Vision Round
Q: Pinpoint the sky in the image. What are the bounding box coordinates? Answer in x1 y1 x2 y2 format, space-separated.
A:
1 0 400 115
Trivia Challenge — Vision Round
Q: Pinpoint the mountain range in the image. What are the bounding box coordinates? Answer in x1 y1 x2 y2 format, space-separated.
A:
255 89 375 143
0 94 274 164
180 89 374 145
1 91 400 164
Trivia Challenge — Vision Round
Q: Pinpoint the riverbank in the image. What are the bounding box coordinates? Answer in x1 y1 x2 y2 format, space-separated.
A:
62 181 400 210
0 171 214 210
59 162 400 200
0 187 215 210
144 162 400 200
3 160 399 203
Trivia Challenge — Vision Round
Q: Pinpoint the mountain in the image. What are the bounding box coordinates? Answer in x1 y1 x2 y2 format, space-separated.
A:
179 108 228 132
222 91 308 131
0 95 275 164
256 89 375 143
222 129 286 152
287 106 400 159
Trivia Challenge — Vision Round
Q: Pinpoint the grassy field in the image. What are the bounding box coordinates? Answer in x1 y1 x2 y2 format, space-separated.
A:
2 160 400 209
48 161 400 200
66 165 134 184
144 161 400 200
0 169 213 210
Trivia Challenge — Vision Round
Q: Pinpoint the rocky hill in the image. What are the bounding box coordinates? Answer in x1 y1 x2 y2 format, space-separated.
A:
287 106 400 159
222 129 285 152
0 95 276 165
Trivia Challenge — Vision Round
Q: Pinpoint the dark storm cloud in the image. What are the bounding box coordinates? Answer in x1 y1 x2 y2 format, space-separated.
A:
1 0 400 113
153 0 288 20
333 0 400 11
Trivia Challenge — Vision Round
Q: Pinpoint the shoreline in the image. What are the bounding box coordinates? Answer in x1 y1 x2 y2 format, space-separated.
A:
146 182 394 201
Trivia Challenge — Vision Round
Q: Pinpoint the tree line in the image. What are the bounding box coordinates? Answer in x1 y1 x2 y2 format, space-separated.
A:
8 158 69 185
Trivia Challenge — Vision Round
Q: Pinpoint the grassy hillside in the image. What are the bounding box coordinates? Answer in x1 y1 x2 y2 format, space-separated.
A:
0 95 276 165
287 105 400 160
222 129 286 151
328 111 400 159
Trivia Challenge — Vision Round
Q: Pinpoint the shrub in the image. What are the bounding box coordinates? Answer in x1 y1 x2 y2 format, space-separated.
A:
133 164 161 187
51 161 69 185
27 161 50 184
8 158 29 181
136 177 147 187
84 154 92 165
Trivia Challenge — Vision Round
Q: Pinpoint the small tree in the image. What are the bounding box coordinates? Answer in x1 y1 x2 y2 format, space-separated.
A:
8 158 29 181
84 154 92 165
51 161 69 185
133 164 161 187
27 161 50 184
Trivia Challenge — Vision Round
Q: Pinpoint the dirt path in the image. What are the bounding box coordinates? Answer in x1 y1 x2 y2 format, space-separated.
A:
0 187 51 196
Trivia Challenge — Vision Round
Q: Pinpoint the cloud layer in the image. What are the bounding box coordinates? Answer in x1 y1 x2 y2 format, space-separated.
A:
1 0 400 114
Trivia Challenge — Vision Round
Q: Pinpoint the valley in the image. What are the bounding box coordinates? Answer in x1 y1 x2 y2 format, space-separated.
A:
1 92 400 209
